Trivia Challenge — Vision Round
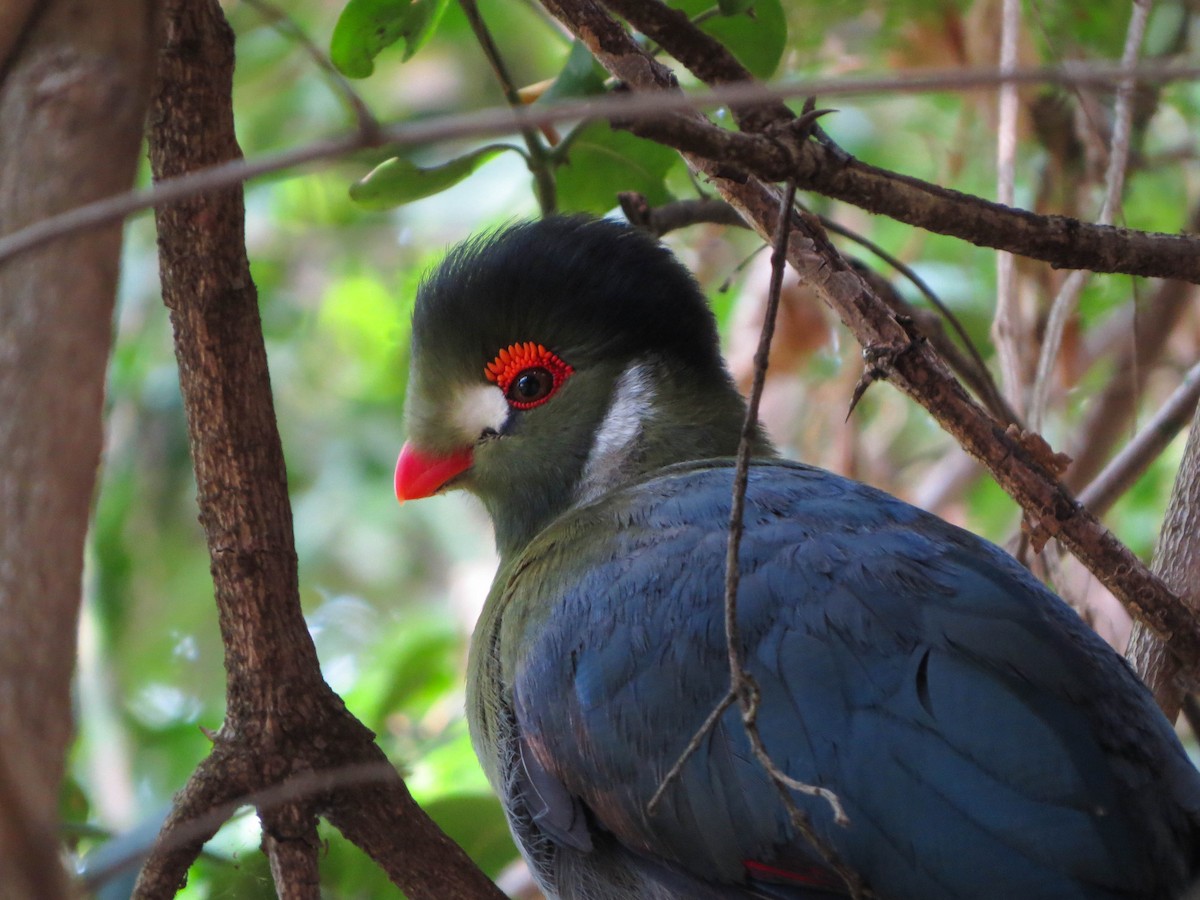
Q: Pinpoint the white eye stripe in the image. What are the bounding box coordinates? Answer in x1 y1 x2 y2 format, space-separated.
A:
451 382 509 442
575 361 655 505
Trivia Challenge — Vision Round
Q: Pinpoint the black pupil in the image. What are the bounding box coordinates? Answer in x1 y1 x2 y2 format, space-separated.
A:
512 367 552 402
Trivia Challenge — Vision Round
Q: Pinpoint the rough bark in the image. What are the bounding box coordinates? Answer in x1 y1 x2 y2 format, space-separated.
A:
0 2 157 897
1127 398 1200 718
133 2 505 897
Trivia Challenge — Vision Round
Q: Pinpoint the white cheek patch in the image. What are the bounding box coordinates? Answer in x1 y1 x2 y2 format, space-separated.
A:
575 362 655 504
450 382 509 443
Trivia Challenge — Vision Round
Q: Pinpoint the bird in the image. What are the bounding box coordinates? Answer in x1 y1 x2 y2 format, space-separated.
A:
394 215 1200 899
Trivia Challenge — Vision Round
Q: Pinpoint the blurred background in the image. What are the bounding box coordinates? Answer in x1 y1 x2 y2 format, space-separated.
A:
74 0 1200 895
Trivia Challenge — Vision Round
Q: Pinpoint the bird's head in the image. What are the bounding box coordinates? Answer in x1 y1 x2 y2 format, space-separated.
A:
397 216 770 558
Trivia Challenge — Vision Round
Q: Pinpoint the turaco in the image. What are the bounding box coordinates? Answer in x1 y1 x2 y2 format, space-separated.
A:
395 215 1200 899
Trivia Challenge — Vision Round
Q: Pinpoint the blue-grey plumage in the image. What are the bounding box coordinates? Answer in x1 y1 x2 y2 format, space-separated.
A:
489 460 1200 898
397 216 1200 898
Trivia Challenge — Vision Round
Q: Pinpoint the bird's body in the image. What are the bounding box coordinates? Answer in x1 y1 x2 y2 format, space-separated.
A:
396 216 1200 898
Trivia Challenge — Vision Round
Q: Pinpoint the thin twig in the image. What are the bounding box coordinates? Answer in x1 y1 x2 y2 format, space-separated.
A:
645 687 738 815
723 180 863 895
1028 0 1152 429
459 0 557 214
644 180 860 890
1078 358 1200 517
4 61 1200 267
242 0 380 139
724 181 794 704
992 0 1024 416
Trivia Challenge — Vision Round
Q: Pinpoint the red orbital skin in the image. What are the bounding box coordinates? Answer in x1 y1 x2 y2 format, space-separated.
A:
485 342 574 409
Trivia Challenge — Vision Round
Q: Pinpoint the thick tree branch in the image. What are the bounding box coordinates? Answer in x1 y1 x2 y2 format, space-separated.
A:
542 0 1200 679
134 2 505 897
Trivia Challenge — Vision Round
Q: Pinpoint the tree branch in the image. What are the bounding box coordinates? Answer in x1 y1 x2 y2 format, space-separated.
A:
1028 0 1151 429
1079 360 1200 519
1127 393 1200 717
134 2 506 897
459 0 556 213
3 64 1200 275
541 0 1200 679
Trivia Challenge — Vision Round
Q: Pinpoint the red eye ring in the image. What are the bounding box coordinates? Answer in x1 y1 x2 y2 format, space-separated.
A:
485 342 574 409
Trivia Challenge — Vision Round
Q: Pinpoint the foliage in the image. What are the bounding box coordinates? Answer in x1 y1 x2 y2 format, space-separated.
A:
73 0 1199 896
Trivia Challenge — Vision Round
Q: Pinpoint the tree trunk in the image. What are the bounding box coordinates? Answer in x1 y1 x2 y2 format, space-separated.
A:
0 2 157 897
1128 397 1200 718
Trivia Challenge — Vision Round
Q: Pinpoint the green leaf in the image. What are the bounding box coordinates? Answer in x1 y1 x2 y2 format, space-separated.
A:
349 145 511 209
718 0 757 14
330 0 450 78
537 39 608 104
554 122 678 214
668 0 787 79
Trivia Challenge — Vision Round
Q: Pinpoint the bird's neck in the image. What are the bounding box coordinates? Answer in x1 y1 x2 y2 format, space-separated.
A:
489 359 775 562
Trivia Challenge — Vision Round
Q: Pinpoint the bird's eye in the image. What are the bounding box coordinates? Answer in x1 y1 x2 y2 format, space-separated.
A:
485 342 574 410
509 367 554 405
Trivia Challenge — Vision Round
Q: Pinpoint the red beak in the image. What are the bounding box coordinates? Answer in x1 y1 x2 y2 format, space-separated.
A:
394 442 474 502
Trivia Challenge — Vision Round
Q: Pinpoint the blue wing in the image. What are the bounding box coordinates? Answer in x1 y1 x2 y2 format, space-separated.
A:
504 460 1200 899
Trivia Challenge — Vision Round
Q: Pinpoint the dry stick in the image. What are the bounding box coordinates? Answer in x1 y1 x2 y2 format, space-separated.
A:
1079 359 1200 517
646 183 860 897
4 62 1200 270
1028 0 1151 430
241 0 379 137
992 0 1024 415
730 182 861 892
458 0 556 214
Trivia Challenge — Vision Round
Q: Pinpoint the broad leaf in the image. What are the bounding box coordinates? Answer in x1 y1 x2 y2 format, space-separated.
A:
349 145 511 209
330 0 450 78
668 0 787 79
554 122 678 214
718 0 758 14
537 39 609 104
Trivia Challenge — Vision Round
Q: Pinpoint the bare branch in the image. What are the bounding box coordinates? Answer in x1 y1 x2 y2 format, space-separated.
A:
1079 360 1200 518
541 0 1200 676
4 63 1200 274
459 0 556 213
719 179 865 896
1029 0 1152 429
618 193 746 235
1067 273 1196 491
263 802 321 900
